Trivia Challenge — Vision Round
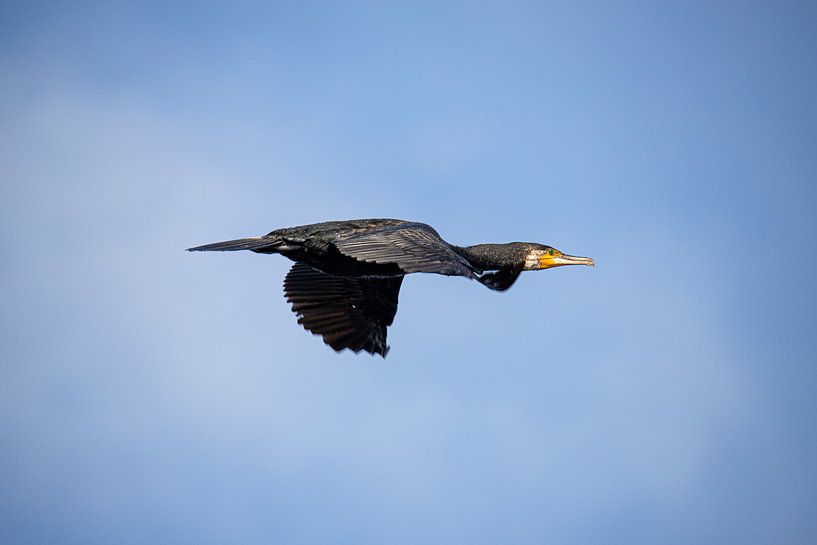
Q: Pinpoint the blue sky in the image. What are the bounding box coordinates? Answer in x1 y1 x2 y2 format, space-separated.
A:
1 1 816 544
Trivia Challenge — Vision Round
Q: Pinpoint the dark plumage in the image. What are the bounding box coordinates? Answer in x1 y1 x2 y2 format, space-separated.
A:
188 218 594 356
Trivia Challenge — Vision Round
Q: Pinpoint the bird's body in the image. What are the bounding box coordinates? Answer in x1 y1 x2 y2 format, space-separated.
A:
188 218 593 356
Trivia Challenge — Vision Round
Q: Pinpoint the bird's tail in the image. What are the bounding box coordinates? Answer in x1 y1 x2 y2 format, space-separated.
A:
186 237 286 253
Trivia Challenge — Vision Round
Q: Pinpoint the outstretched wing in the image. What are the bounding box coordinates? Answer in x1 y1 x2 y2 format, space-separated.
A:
333 222 476 277
283 263 403 357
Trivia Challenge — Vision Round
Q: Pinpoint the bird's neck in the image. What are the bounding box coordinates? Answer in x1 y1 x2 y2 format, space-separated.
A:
453 244 520 271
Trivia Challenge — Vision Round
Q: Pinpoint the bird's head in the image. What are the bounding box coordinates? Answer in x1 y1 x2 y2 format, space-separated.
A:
523 243 595 270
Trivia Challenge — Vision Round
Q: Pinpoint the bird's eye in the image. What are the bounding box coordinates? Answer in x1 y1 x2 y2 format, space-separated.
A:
547 249 554 256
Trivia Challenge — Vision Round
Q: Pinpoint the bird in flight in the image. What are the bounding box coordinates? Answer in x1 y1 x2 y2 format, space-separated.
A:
188 219 594 357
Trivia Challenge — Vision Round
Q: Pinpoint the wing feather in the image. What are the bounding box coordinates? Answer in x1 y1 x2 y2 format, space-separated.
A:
477 265 523 291
333 222 475 277
283 263 403 357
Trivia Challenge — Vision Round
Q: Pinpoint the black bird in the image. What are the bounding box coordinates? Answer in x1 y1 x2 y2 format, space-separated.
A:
188 218 594 356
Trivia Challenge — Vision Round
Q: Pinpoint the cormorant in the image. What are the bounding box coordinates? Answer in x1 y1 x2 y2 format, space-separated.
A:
188 219 594 357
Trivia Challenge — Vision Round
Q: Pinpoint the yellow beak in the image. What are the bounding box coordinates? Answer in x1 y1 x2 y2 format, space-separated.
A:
539 253 595 269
